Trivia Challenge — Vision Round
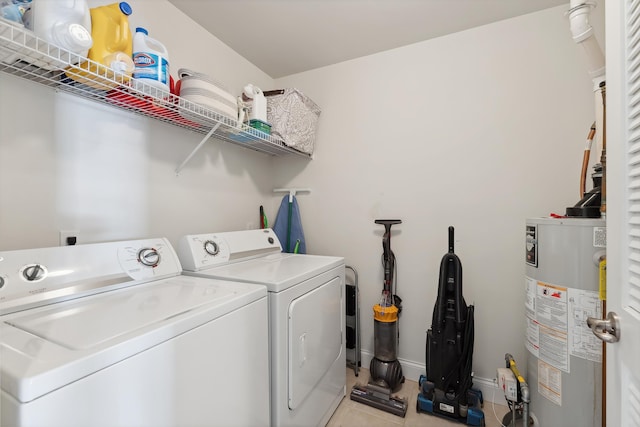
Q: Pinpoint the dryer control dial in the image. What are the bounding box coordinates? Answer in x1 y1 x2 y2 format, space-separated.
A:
138 248 160 267
203 240 220 256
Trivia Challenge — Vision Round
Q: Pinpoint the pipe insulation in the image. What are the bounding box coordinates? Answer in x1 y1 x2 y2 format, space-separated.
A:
569 0 605 90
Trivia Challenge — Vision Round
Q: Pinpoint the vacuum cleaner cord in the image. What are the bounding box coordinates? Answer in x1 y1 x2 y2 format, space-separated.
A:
441 305 475 401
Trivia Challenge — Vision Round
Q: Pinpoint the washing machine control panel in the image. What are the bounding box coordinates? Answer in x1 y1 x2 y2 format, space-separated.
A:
177 229 282 271
0 238 181 315
178 235 231 270
117 241 179 280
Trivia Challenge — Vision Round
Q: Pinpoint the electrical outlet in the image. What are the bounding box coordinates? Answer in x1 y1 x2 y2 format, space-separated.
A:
59 230 79 246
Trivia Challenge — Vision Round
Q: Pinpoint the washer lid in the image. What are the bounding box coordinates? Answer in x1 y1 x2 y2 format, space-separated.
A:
199 253 344 292
0 275 266 403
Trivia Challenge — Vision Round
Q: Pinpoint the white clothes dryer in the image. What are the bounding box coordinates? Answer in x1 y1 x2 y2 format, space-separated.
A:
178 229 346 427
0 238 270 427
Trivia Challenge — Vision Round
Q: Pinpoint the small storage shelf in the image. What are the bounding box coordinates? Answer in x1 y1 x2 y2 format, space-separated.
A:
0 19 312 163
345 265 361 376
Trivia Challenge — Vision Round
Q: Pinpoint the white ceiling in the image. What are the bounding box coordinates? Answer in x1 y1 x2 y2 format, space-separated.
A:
168 0 570 78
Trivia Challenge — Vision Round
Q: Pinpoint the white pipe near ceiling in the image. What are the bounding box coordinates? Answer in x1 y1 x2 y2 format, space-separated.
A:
568 0 605 90
568 0 605 186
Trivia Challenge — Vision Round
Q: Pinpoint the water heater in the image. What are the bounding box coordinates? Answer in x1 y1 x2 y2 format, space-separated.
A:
525 217 605 426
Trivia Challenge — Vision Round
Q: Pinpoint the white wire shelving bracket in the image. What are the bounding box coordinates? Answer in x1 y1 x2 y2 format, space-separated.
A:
175 123 220 175
0 19 312 166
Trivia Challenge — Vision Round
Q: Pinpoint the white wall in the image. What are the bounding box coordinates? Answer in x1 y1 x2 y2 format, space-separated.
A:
0 0 277 250
273 4 605 388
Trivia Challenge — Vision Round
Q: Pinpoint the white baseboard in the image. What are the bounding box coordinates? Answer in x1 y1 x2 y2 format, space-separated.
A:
360 350 504 405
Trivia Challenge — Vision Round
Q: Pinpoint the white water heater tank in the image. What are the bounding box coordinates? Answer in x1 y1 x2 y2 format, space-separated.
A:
524 217 605 427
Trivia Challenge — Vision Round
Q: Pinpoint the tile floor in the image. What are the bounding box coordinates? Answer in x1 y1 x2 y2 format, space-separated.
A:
327 367 511 427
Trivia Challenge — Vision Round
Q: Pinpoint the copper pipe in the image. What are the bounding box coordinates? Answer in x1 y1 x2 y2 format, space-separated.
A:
581 122 597 197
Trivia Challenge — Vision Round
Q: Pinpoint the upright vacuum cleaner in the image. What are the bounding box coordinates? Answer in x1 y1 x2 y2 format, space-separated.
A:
350 219 408 417
417 226 485 426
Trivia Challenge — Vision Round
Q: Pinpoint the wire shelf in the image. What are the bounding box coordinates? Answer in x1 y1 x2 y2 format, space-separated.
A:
0 19 312 161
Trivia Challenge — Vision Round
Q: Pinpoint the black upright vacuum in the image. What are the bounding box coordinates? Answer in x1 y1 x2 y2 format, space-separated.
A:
350 219 408 417
417 226 485 426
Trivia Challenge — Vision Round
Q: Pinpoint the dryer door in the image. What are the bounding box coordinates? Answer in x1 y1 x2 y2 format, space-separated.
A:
288 276 342 409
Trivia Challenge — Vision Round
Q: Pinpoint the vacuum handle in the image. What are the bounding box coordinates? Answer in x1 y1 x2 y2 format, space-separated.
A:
448 226 454 253
375 219 402 233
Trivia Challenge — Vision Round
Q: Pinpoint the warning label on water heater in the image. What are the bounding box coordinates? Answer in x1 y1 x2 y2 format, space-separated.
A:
525 277 603 373
525 277 569 373
568 288 602 363
538 359 562 406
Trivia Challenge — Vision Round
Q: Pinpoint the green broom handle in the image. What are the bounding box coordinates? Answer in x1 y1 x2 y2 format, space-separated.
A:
287 199 293 252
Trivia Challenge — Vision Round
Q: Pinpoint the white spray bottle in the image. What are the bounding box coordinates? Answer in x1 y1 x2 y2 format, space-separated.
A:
243 84 267 123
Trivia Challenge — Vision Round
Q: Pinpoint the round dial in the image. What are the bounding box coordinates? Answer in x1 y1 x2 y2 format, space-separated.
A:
0 276 5 289
137 248 160 267
22 264 47 282
204 240 219 256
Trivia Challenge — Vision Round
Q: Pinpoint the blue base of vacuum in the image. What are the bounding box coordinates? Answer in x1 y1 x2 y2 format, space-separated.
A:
416 375 485 426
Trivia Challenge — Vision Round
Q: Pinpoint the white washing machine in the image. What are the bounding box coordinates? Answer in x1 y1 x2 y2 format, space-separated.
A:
0 238 270 427
177 229 346 427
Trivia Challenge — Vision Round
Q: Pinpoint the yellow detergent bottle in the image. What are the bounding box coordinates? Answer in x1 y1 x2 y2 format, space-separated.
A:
66 1 133 90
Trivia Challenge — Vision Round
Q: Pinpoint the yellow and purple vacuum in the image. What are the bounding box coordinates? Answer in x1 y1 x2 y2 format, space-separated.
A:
350 219 408 417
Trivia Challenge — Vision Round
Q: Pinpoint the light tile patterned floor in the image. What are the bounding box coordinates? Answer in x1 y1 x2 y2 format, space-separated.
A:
327 367 511 427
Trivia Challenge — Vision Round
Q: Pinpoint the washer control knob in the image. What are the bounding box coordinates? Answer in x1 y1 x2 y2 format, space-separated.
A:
204 240 219 256
23 264 46 281
138 248 160 267
0 276 5 289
